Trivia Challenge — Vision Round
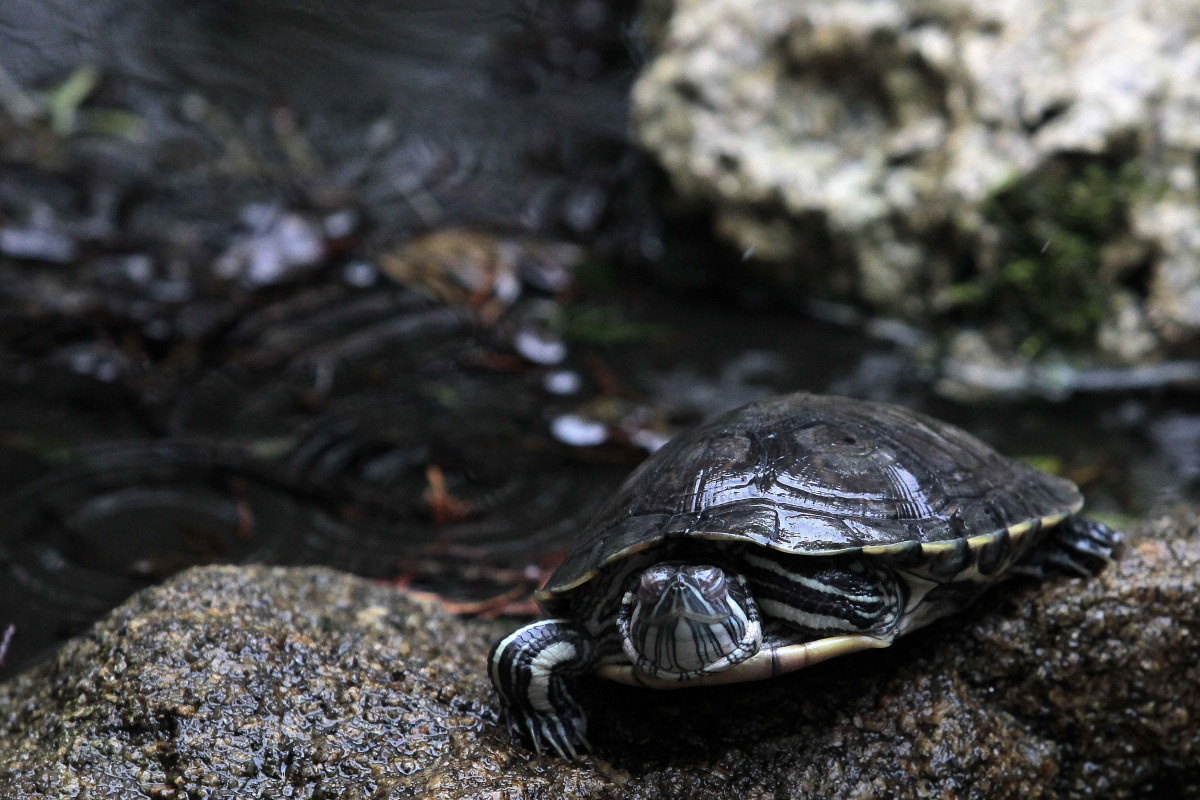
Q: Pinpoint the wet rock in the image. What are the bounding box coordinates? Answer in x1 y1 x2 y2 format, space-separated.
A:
2 511 1199 798
214 205 328 288
0 565 516 799
0 202 78 263
634 0 1200 368
551 413 610 447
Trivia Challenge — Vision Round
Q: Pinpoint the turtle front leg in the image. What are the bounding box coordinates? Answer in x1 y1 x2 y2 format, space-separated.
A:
488 619 597 758
1020 515 1120 577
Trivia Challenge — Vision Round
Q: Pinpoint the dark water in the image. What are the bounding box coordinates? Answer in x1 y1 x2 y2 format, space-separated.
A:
0 0 640 238
1 0 1197 681
1 274 1193 679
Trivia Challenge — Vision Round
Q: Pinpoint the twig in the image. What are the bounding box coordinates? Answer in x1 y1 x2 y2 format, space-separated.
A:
423 464 470 525
0 624 15 667
403 585 539 618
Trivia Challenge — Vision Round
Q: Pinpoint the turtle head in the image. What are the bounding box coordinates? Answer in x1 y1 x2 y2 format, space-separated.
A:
618 563 762 680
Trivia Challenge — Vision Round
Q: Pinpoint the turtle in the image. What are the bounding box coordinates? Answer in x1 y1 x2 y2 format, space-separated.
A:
488 392 1118 758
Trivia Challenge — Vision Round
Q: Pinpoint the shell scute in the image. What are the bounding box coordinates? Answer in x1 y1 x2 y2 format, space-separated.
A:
543 393 1082 596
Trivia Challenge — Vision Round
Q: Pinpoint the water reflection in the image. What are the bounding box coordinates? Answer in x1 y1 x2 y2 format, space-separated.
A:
0 0 1196 684
1 273 1197 679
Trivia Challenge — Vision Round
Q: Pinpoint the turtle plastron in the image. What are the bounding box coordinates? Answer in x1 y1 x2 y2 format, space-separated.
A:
598 632 893 689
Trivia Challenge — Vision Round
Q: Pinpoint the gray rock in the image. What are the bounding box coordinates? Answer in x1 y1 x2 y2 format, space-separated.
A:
2 513 1198 798
634 0 1200 368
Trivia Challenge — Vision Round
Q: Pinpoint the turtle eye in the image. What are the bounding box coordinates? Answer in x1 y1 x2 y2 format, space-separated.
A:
638 566 675 601
690 566 727 598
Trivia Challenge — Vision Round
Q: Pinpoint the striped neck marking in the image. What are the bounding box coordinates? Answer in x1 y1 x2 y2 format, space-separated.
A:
619 564 762 679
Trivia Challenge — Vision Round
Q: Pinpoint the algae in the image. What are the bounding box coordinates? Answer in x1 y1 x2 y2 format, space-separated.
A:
946 160 1148 355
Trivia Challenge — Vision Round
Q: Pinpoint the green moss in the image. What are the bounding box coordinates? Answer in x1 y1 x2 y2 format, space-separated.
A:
1017 454 1064 475
44 66 99 136
563 305 669 345
944 160 1146 355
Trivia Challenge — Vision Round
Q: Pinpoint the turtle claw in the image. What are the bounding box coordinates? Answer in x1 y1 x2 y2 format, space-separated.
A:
513 710 591 760
489 618 597 758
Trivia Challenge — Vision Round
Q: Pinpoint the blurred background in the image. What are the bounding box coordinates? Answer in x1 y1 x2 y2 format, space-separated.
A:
1 0 1198 679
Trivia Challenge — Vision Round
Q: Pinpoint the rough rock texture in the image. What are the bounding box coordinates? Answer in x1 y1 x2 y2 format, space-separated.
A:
2 512 1199 799
634 0 1200 367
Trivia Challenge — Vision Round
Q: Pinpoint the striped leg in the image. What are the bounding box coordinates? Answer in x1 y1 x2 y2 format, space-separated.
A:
488 619 596 759
1018 515 1120 577
742 553 905 638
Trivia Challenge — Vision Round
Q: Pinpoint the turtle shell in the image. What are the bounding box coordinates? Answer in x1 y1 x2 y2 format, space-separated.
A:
543 392 1082 596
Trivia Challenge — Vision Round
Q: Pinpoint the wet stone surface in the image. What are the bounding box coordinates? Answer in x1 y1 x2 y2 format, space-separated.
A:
634 0 1200 375
1 510 1198 799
